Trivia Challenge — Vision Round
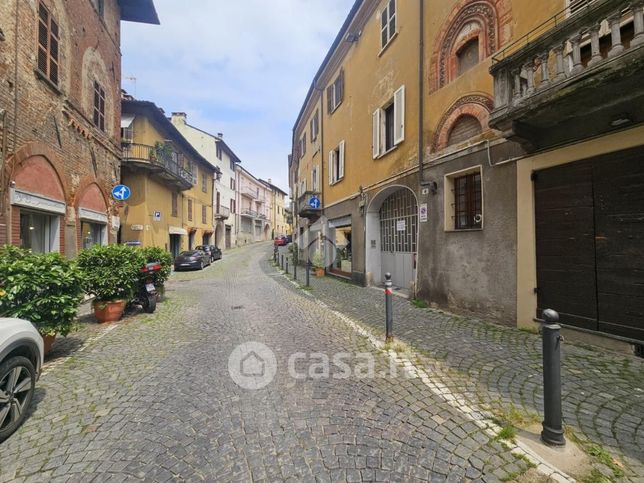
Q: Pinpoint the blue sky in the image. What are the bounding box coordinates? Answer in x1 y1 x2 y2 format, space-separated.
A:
121 0 355 194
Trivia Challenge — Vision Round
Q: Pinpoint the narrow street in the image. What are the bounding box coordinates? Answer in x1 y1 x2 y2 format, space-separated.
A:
1 243 538 482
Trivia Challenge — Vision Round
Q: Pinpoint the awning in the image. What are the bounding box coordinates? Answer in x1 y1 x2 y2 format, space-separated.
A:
169 226 187 236
120 114 135 128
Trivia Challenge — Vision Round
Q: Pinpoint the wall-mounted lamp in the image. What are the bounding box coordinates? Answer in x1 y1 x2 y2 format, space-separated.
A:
429 181 438 195
345 31 361 43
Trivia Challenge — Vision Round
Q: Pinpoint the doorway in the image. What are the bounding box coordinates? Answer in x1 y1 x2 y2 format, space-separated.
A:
169 234 181 258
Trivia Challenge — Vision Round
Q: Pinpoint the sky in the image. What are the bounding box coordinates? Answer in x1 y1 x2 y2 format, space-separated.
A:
121 0 355 194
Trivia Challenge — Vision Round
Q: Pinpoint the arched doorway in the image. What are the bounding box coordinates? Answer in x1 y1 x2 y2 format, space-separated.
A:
365 186 418 290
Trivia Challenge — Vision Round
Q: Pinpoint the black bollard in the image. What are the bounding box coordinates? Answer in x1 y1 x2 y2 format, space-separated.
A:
285 258 289 274
273 246 278 264
306 259 311 287
541 309 565 446
293 252 297 279
385 273 393 343
281 254 284 270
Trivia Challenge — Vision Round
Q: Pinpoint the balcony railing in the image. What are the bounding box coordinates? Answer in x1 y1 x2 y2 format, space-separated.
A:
241 208 258 218
297 191 322 218
489 0 644 146
241 185 259 199
122 143 194 190
214 205 230 219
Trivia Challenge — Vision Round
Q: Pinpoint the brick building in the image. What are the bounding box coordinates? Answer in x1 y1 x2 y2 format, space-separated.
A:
0 0 158 256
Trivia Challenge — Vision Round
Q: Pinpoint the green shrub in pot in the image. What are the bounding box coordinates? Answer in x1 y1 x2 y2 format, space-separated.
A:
0 246 83 337
77 244 146 303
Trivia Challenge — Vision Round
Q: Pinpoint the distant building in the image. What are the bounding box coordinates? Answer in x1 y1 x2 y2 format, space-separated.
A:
235 166 271 245
262 179 288 238
0 0 158 255
171 113 241 249
120 98 220 256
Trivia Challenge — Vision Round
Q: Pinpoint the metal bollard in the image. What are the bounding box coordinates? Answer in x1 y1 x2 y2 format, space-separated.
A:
541 309 566 446
293 253 297 279
281 254 284 270
306 259 311 287
273 246 278 264
285 258 289 274
385 273 394 342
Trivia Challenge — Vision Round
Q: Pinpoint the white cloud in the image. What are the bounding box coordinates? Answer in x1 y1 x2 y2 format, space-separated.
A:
121 0 354 192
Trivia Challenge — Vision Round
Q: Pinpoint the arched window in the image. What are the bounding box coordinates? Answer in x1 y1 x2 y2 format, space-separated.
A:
447 115 482 146
457 38 480 75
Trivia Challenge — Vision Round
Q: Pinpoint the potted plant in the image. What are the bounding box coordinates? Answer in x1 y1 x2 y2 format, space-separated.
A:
311 250 326 277
77 244 145 323
0 246 83 355
140 246 172 300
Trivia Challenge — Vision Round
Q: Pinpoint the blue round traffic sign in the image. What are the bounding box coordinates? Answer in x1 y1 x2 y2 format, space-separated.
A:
112 184 131 201
309 196 321 209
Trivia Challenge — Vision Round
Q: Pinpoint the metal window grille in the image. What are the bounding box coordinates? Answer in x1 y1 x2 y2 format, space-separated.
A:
379 189 418 253
454 172 482 229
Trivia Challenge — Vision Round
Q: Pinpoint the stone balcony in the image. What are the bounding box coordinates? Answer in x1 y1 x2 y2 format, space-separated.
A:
297 191 322 219
214 205 230 220
489 0 644 150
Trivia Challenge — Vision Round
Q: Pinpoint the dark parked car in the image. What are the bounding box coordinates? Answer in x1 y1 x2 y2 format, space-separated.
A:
173 250 210 271
195 245 222 262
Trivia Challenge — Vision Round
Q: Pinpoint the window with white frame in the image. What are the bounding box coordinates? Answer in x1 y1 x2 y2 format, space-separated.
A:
326 70 344 114
312 166 318 191
372 85 405 158
328 141 345 185
380 0 397 50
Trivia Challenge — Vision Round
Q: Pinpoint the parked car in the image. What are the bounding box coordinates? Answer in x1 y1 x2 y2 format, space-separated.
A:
173 250 211 271
0 318 43 443
274 236 288 246
285 235 293 244
195 245 222 262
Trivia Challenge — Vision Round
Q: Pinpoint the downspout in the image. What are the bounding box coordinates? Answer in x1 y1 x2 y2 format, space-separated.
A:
418 0 428 186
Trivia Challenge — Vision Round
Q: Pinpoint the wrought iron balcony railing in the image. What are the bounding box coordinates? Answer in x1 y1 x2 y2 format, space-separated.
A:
122 143 195 189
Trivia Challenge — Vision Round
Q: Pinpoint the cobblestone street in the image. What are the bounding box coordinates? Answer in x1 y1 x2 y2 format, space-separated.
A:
0 243 553 482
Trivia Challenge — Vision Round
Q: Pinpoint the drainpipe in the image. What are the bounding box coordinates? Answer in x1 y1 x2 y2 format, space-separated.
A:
418 0 428 186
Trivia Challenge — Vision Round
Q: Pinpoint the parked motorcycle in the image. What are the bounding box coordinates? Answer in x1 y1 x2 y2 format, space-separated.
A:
132 262 161 313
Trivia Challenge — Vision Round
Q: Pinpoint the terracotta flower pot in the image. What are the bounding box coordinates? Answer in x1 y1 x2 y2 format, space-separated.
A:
42 334 56 356
314 267 325 277
93 299 126 323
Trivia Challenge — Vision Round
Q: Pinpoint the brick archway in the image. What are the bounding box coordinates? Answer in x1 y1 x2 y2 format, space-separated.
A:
9 142 68 202
432 94 494 152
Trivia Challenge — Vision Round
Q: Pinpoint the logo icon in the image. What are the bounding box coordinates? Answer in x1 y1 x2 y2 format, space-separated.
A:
112 184 131 201
228 342 277 390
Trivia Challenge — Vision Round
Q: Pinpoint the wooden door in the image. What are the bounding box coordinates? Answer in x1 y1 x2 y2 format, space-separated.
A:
534 161 598 330
593 149 644 340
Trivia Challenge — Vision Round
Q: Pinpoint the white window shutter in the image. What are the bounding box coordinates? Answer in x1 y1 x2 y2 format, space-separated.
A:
372 109 381 159
338 141 345 179
329 150 335 185
394 85 405 145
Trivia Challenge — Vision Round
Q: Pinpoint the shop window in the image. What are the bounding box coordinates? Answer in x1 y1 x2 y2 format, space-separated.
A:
328 141 345 185
37 2 60 86
327 69 344 114
380 0 397 50
447 115 482 147
373 86 405 158
329 222 352 276
93 81 106 131
20 211 59 253
457 38 480 76
445 167 483 231
81 221 106 249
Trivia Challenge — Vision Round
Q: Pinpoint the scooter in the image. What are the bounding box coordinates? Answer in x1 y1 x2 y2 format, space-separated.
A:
132 262 161 313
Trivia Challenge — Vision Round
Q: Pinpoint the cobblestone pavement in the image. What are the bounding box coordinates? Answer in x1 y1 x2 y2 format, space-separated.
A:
280 248 644 481
0 243 552 482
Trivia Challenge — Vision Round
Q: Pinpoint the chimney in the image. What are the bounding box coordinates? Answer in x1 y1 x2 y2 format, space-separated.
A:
217 132 223 138
268 178 272 185
171 112 187 124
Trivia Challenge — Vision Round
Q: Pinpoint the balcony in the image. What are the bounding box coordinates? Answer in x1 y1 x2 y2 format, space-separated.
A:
214 205 230 220
489 0 644 150
297 191 322 219
241 185 259 199
122 143 194 190
241 208 259 218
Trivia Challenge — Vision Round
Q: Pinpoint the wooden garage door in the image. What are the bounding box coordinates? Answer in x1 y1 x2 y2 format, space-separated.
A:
534 147 644 341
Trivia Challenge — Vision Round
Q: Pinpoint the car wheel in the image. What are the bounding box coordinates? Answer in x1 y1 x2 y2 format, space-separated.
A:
199 261 204 270
0 356 36 443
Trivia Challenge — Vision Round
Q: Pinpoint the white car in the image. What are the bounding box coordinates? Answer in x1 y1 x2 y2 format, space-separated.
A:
0 318 43 443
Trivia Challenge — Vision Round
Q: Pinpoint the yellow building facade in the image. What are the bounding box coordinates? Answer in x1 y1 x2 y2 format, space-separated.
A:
120 98 220 256
291 0 644 346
